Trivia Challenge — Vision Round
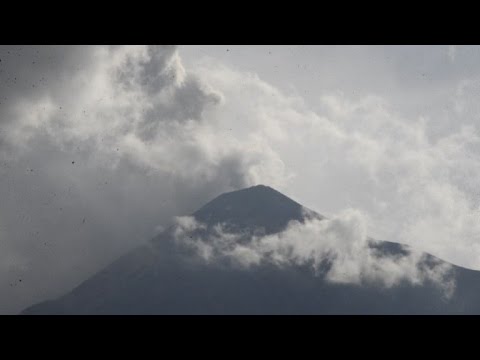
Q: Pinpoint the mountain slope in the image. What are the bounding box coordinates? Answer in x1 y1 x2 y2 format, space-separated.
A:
21 185 480 314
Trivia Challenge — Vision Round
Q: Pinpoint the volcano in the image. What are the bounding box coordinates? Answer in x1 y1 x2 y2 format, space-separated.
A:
21 185 480 314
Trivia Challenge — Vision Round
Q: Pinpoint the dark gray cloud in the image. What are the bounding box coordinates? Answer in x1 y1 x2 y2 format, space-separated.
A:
0 46 97 123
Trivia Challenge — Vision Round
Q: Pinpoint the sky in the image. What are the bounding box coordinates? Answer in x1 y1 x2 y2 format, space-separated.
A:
1 45 480 314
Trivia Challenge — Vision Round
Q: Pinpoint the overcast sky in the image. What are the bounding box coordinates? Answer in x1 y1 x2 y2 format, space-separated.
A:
1 45 480 314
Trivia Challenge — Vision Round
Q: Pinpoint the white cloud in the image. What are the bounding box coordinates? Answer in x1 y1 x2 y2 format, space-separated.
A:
173 211 455 297
1 46 292 190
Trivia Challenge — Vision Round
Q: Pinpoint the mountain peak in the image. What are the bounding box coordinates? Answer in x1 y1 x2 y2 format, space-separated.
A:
192 184 309 234
246 184 274 190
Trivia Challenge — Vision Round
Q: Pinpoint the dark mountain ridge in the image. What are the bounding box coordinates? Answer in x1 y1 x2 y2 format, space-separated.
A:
21 185 480 314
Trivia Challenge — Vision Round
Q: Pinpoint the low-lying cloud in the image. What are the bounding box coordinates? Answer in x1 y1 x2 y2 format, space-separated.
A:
173 210 456 297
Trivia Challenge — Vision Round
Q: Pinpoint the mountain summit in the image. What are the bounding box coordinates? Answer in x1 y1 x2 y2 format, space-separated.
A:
22 185 480 314
193 185 310 234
